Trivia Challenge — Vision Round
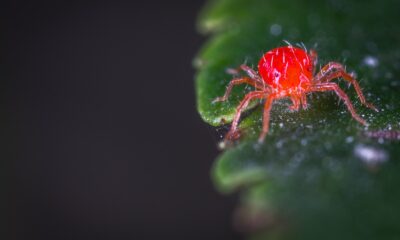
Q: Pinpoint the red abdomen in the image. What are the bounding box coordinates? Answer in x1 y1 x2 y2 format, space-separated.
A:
258 46 313 90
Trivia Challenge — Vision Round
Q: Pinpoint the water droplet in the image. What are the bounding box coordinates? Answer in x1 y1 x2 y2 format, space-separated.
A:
270 24 282 36
354 144 388 166
345 136 354 143
363 55 379 68
218 141 226 150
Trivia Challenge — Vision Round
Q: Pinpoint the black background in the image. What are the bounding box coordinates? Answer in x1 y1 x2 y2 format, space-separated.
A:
3 1 242 239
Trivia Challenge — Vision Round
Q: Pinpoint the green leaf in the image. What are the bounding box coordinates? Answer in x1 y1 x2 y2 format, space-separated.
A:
195 0 400 239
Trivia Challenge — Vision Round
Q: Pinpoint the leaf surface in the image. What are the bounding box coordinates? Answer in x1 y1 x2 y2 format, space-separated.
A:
195 0 400 239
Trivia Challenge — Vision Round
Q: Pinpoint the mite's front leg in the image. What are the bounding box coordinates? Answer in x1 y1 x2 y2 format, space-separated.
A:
225 91 266 140
212 77 260 103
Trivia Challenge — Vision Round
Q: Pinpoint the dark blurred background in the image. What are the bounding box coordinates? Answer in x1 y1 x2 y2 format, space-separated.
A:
2 0 242 239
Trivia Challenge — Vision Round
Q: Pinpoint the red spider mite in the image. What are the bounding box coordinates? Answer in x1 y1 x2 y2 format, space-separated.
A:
213 45 378 143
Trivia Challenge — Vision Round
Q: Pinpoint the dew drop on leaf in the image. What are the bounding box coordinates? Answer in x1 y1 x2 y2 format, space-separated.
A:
363 55 379 68
269 24 282 36
354 144 388 166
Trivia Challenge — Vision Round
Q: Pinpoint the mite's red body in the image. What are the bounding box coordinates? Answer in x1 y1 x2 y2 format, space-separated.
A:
258 47 313 91
213 45 378 142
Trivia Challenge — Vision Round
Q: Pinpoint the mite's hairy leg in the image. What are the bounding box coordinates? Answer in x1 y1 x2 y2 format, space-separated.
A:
225 91 267 140
301 94 308 109
289 95 300 111
314 62 378 111
212 77 261 103
310 83 367 125
258 94 276 143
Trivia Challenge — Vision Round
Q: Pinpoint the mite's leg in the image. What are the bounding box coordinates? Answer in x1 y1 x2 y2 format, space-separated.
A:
240 64 269 90
212 77 260 103
301 94 308 109
310 83 367 125
258 95 275 143
314 62 378 111
289 95 300 111
240 64 263 82
309 49 318 75
225 91 266 140
227 64 264 84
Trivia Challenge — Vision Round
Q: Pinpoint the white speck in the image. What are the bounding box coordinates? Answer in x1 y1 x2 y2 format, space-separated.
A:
354 144 388 165
279 122 284 128
363 55 379 68
270 24 282 36
218 141 226 150
345 136 354 143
